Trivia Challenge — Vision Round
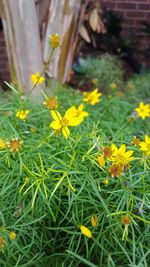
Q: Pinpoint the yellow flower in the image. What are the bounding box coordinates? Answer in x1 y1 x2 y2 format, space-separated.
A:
0 139 7 150
31 71 45 85
109 163 123 178
50 107 83 139
110 82 117 90
7 138 23 153
43 96 58 110
97 155 105 167
91 78 98 85
49 34 61 48
139 135 150 156
9 231 16 240
111 144 134 166
135 102 150 120
30 127 37 134
102 178 109 185
83 89 102 105
102 146 113 159
16 110 30 120
80 225 92 238
121 215 131 225
91 215 98 227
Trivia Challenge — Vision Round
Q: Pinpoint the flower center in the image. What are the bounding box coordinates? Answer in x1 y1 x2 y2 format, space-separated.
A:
61 117 69 127
116 153 125 162
103 147 112 158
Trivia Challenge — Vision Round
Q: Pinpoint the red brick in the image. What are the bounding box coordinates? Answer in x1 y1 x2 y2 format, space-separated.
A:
101 1 116 9
138 3 150 10
147 12 150 19
126 11 146 19
117 2 137 10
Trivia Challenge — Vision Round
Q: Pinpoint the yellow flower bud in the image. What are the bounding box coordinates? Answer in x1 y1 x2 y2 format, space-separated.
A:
91 215 98 227
49 34 61 49
80 225 92 238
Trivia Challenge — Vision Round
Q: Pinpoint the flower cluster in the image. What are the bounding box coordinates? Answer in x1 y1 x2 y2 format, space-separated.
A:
97 144 134 178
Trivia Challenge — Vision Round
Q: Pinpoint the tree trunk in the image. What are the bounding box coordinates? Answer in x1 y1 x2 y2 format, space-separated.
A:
43 0 81 84
1 0 43 97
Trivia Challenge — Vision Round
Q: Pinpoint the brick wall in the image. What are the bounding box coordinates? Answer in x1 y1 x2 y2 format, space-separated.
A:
0 30 10 83
101 0 150 49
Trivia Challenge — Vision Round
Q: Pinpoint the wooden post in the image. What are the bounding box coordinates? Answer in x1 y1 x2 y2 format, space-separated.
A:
43 0 81 84
1 0 43 98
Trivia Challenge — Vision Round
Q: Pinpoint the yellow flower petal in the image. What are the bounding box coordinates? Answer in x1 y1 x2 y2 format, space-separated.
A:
98 155 105 167
119 144 126 154
68 117 83 126
50 121 61 130
65 106 77 118
91 215 98 227
125 150 134 158
51 110 62 122
78 104 84 112
145 135 150 143
80 225 92 238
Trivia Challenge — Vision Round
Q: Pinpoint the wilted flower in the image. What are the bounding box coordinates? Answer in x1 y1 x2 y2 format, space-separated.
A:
43 96 58 110
131 136 141 146
30 127 37 134
135 102 150 120
49 34 61 48
129 111 139 122
109 163 123 177
121 215 131 225
7 138 23 153
16 109 30 120
83 89 102 105
0 236 5 249
80 225 92 238
103 146 113 159
31 71 45 85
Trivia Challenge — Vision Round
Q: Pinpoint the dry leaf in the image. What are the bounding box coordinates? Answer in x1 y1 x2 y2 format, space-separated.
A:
89 8 99 32
79 25 91 43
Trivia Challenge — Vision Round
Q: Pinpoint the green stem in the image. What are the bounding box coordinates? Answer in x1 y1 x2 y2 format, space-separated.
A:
21 48 55 108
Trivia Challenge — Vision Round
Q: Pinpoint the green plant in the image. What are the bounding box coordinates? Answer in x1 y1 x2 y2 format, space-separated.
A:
84 54 124 89
0 36 150 267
